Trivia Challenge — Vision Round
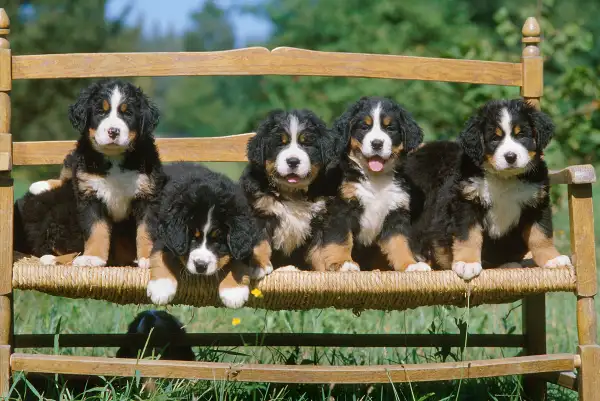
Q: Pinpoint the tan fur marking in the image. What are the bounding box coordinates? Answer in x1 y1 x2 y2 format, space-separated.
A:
136 222 153 260
252 240 272 269
265 160 277 178
89 128 96 140
523 223 560 267
84 220 111 261
309 234 355 271
452 224 483 264
128 129 137 144
513 125 521 134
364 115 373 126
495 127 503 137
150 250 178 282
350 137 362 153
382 115 392 127
528 150 537 159
218 261 251 292
253 194 277 214
379 234 417 271
391 143 404 156
217 255 232 269
433 242 452 270
340 181 357 201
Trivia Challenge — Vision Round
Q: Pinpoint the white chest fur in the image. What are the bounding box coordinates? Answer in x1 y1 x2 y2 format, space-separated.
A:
82 165 150 222
463 174 543 239
257 196 325 256
352 175 410 246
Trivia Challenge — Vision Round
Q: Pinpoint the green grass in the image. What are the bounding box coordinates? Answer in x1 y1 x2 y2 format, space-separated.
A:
6 165 599 400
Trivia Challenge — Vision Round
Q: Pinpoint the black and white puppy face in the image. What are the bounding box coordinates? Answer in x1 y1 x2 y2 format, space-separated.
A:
158 171 257 276
334 97 423 174
459 99 554 177
247 109 333 191
68 79 160 156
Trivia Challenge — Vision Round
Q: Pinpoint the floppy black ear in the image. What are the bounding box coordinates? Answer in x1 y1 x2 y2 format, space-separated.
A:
398 108 424 152
158 202 189 256
527 106 555 151
138 87 160 137
248 109 285 166
226 214 257 261
332 97 369 158
458 114 485 164
68 81 101 133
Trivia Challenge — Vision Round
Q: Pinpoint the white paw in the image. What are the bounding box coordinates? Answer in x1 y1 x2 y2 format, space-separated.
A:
405 262 432 272
39 255 57 266
219 285 250 309
136 257 151 269
147 278 177 305
544 255 572 268
452 261 483 281
28 181 51 195
340 261 360 272
275 265 300 272
250 262 273 279
72 255 106 267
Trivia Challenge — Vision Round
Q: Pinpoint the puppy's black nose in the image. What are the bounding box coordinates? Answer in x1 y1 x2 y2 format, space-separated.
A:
504 152 517 165
107 127 120 139
371 139 384 151
287 157 300 169
193 261 208 273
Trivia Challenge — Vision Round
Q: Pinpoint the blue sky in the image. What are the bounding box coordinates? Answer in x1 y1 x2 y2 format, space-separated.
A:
105 0 272 46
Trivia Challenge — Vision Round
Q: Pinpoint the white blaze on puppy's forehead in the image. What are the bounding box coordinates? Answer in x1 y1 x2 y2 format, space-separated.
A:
371 102 383 129
199 205 214 248
499 107 512 136
109 86 123 115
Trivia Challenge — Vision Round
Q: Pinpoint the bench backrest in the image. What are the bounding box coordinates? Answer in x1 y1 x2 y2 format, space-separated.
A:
0 13 543 168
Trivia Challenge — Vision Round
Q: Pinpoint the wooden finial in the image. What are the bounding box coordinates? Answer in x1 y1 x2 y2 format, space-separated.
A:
0 9 9 30
522 17 540 37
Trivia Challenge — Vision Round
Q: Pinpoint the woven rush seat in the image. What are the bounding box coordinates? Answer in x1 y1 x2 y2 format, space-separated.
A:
13 256 576 311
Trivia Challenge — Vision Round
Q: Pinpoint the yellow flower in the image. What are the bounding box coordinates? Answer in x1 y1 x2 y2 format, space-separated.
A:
232 318 241 326
251 288 263 298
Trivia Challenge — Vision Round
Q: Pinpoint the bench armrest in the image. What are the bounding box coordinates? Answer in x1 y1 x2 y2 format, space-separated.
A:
549 164 596 185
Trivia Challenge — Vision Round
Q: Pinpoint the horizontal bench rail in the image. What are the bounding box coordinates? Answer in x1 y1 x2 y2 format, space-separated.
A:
12 139 595 185
11 47 523 86
13 333 526 349
10 353 578 384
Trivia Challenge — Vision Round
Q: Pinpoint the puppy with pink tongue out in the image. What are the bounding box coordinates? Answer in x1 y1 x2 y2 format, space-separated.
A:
311 97 431 273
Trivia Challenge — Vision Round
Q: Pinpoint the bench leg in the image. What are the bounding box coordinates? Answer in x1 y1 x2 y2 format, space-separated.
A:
568 183 599 400
522 293 547 400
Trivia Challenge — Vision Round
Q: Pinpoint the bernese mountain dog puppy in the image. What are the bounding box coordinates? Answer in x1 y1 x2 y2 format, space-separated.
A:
240 109 338 270
24 79 162 268
146 162 270 308
406 99 572 280
313 96 431 272
116 310 195 361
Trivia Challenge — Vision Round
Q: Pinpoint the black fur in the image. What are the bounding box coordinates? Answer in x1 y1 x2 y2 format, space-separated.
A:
116 310 195 361
148 162 261 274
241 109 338 269
407 99 559 272
316 97 425 271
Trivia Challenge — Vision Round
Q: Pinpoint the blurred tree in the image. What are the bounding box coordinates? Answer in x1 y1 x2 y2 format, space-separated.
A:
159 0 265 138
4 0 140 142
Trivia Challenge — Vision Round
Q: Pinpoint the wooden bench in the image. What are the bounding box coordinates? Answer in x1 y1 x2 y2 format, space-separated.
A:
0 9 598 399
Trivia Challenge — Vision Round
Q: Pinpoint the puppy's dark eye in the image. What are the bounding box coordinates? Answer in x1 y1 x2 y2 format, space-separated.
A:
513 125 521 136
210 229 221 239
281 133 289 144
120 103 128 113
495 127 503 137
102 100 110 112
382 116 392 127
